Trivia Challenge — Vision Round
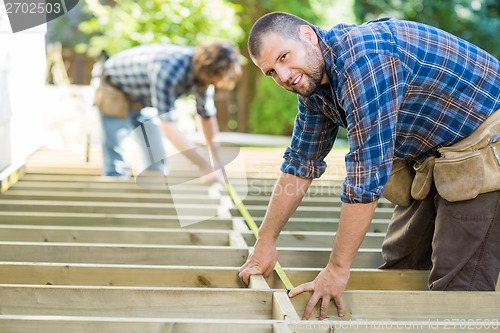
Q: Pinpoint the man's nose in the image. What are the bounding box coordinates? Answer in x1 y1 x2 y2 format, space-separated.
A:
275 66 291 84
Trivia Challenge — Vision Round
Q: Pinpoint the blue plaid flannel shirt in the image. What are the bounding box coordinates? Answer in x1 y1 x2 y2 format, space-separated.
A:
281 18 500 203
103 44 216 121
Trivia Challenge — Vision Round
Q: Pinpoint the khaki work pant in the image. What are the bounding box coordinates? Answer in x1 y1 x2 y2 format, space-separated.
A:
380 185 500 291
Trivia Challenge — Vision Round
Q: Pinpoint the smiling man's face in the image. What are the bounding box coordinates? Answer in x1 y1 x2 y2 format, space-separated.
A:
253 27 327 97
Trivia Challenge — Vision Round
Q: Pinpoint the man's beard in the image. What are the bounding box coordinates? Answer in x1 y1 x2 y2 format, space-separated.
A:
292 44 324 97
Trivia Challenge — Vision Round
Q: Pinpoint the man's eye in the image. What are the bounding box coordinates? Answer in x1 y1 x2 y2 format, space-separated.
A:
266 69 275 76
280 54 287 61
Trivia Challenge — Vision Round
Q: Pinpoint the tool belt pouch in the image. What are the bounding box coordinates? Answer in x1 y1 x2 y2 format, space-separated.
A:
94 76 130 118
434 109 500 202
411 155 435 201
384 158 415 207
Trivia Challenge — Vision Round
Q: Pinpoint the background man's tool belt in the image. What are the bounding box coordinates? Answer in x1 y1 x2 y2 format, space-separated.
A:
384 108 500 206
94 74 143 118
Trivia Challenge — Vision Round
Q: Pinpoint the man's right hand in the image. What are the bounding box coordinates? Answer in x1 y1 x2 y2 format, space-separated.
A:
238 238 278 287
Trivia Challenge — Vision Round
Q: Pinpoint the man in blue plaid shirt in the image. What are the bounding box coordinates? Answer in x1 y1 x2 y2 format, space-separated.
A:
239 12 500 319
98 42 241 180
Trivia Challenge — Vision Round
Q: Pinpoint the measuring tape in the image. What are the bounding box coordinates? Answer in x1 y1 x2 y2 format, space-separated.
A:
224 182 295 291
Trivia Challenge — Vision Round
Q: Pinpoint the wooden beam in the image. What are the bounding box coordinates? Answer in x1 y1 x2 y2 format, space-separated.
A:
288 320 500 333
242 231 385 249
0 242 383 268
0 225 232 246
252 217 390 233
267 268 429 291
234 205 394 219
0 316 278 333
273 291 301 321
290 290 500 321
0 199 229 216
278 248 384 269
0 190 221 204
0 262 243 288
0 242 248 266
9 180 217 195
0 211 234 229
0 285 274 319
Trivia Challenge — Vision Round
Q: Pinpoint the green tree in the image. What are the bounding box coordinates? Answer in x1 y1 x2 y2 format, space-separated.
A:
353 0 500 59
78 0 244 56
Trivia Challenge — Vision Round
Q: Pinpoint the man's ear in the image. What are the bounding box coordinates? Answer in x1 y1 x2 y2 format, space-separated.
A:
298 25 319 45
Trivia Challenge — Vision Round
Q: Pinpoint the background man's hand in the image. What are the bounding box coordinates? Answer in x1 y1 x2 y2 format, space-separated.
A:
288 264 349 319
238 238 278 286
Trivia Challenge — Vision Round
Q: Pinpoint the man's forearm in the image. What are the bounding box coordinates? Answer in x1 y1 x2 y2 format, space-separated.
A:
258 173 312 242
328 201 377 271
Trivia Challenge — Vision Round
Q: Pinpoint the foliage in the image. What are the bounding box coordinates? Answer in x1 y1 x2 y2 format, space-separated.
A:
78 0 245 56
248 77 298 135
353 0 500 58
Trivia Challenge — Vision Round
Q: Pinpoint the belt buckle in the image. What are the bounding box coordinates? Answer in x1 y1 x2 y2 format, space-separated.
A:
489 134 500 167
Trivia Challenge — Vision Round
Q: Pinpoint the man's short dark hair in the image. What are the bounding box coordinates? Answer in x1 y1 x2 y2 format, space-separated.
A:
248 12 312 61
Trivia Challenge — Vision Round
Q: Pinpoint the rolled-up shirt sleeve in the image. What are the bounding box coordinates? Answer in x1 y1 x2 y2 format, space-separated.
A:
281 97 339 179
339 54 401 203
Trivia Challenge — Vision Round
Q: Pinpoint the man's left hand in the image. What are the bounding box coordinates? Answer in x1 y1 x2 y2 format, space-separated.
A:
288 264 349 320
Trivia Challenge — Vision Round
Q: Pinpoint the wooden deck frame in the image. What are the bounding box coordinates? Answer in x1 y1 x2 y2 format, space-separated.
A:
2 146 499 333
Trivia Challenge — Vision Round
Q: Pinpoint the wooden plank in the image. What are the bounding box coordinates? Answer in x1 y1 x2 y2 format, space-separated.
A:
0 242 382 268
236 205 394 219
0 285 274 319
290 290 500 321
0 316 277 333
0 190 221 204
288 320 500 333
273 291 301 321
0 242 248 266
243 231 385 249
0 262 243 288
253 217 390 233
0 199 229 216
249 275 271 289
9 180 217 195
0 225 231 246
278 248 384 269
267 269 429 291
0 211 233 229
244 195 394 208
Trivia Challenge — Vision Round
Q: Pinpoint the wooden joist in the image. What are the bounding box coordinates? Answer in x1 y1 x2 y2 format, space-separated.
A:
0 262 430 290
0 242 248 266
0 211 234 229
0 285 298 322
0 316 284 333
0 225 234 246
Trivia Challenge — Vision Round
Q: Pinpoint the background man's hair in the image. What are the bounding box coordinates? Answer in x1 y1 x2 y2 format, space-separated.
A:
248 12 312 60
193 42 242 89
